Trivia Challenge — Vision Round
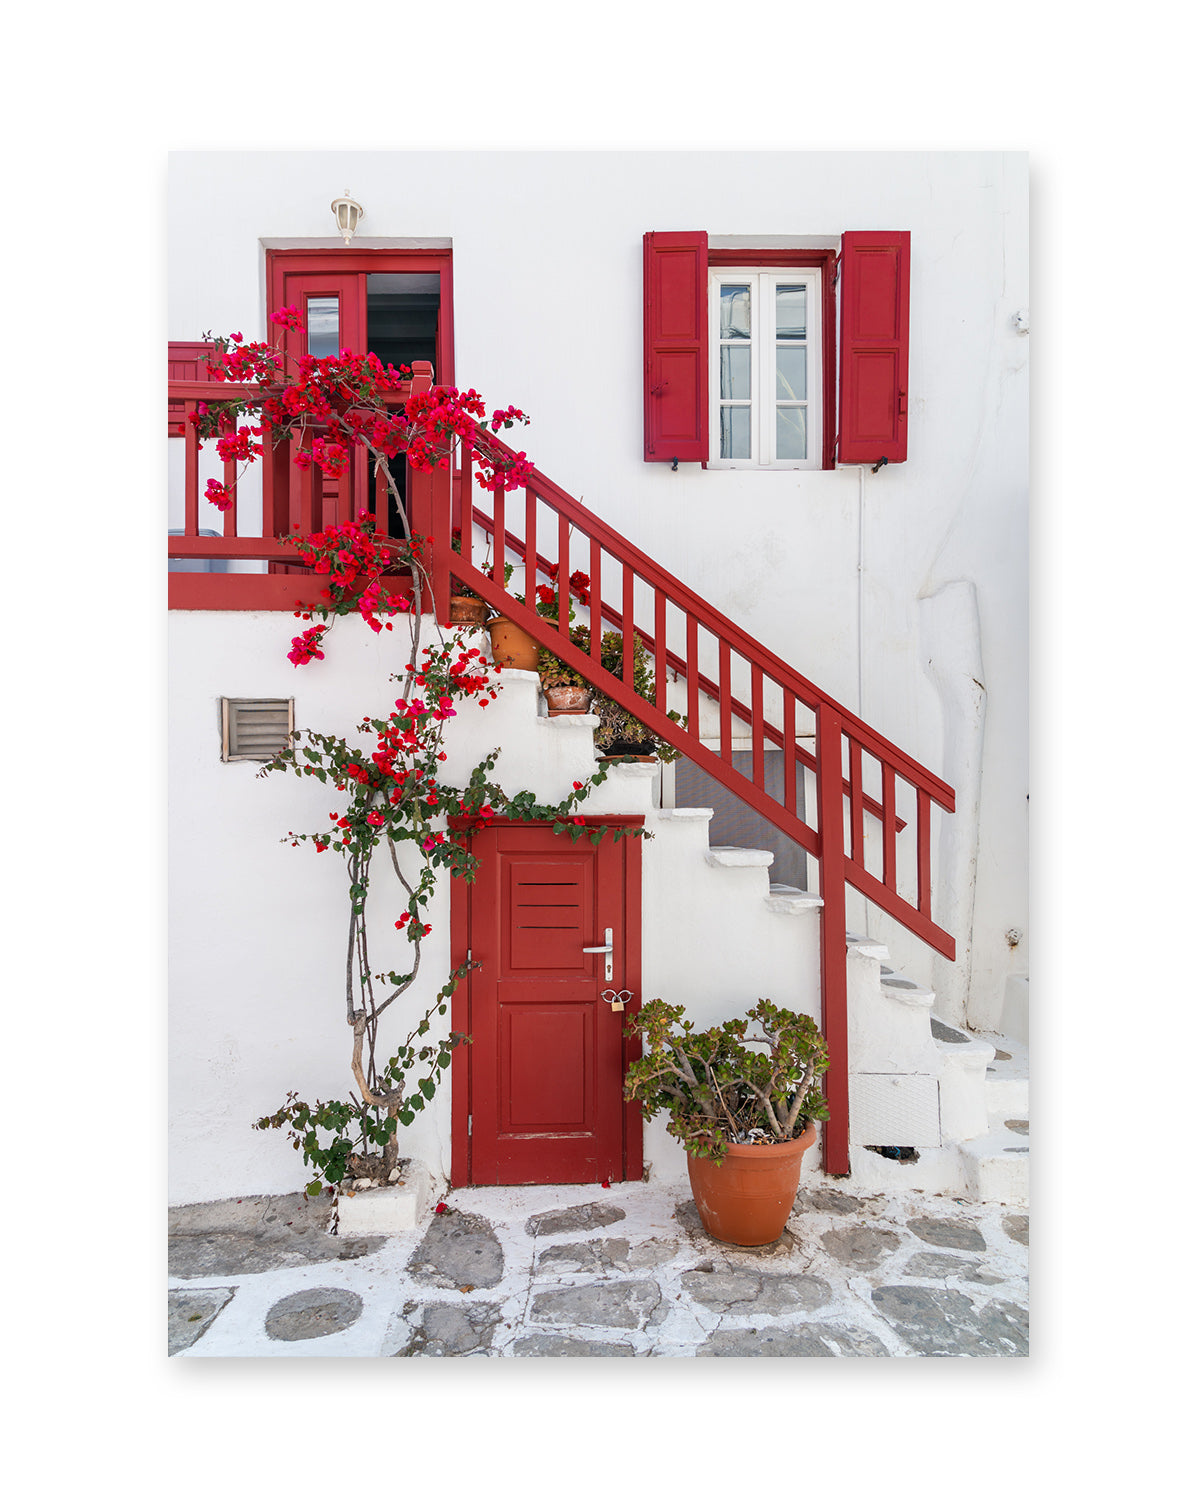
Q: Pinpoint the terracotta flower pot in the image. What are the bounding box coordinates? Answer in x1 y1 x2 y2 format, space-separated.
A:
449 595 487 627
686 1122 818 1246
544 684 592 715
488 616 539 670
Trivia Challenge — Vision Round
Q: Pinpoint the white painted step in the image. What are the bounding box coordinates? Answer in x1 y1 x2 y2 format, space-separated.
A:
705 845 774 868
765 883 822 915
846 931 889 962
879 966 936 1008
981 1034 1029 1116
958 1114 1029 1207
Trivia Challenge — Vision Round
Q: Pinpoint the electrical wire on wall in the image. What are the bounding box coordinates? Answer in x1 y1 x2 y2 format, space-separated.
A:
858 465 866 719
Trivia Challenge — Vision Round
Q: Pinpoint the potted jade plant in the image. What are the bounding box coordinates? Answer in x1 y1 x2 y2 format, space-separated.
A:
624 998 830 1246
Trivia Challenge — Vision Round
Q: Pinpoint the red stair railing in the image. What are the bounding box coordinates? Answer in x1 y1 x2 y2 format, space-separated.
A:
430 431 956 1176
167 377 955 1175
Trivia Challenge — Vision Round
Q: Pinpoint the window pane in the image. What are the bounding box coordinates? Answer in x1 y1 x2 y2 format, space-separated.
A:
720 344 751 400
721 406 752 460
776 406 807 461
776 345 807 401
720 285 751 339
775 285 807 339
307 296 339 358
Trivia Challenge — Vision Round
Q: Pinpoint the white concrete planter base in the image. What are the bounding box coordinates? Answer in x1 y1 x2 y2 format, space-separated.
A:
333 1166 434 1235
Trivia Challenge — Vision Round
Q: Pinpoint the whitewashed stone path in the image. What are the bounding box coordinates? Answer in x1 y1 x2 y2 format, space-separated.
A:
168 1179 1027 1358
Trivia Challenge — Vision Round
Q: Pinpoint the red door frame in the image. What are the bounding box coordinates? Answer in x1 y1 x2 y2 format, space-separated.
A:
265 248 455 388
449 818 644 1188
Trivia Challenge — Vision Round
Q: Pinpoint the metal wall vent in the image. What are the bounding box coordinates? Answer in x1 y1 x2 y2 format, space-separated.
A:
221 698 294 762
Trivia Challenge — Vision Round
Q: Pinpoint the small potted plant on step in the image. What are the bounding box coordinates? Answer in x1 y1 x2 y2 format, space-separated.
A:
624 998 830 1246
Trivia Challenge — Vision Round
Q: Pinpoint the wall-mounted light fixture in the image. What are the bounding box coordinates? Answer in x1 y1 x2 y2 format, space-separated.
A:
330 190 364 244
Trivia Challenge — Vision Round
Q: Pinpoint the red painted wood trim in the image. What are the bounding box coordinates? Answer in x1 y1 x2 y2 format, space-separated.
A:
450 853 471 1189
492 484 506 592
621 828 645 1182
783 693 796 815
558 511 570 638
837 232 911 466
917 789 932 918
184 409 199 535
848 864 955 961
525 487 537 604
168 536 301 560
751 666 764 791
707 250 836 268
719 640 732 762
623 566 635 687
266 249 455 390
643 231 709 463
654 590 667 712
168 574 407 611
816 704 850 1176
448 817 645 1185
473 439 954 809
687 613 699 739
592 537 604 667
882 767 897 892
849 741 864 865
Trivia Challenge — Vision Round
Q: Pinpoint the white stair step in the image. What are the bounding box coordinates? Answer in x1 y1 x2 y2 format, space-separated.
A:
981 1034 1029 1115
958 1115 1029 1206
846 931 889 962
764 884 823 915
657 807 714 823
705 846 774 869
879 967 936 1007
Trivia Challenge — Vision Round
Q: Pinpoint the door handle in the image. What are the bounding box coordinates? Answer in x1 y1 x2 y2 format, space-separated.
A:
582 928 613 980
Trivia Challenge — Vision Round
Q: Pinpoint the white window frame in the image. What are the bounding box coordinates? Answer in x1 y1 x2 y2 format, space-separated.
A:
708 267 823 470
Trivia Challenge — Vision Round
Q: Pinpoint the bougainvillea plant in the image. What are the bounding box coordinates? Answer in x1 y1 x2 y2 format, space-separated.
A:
191 313 640 1196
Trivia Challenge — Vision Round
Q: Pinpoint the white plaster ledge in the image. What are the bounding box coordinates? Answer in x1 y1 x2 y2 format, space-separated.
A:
705 846 774 868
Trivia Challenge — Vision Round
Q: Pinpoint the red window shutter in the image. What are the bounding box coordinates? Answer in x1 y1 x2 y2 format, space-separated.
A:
837 232 911 465
643 231 708 463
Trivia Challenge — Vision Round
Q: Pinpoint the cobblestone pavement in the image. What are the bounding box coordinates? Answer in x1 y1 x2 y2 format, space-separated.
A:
168 1179 1028 1358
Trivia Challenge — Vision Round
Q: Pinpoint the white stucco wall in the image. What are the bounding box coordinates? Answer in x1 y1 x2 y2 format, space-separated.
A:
168 151 1028 1197
169 613 827 1203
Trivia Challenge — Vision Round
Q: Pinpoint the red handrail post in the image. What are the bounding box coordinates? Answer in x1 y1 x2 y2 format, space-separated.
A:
408 459 451 623
816 702 851 1176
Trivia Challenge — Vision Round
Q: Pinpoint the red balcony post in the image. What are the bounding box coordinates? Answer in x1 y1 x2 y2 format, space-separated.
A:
816 701 851 1176
408 459 450 623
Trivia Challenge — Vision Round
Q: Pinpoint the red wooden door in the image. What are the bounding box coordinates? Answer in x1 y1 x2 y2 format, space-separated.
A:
274 272 369 534
455 823 642 1186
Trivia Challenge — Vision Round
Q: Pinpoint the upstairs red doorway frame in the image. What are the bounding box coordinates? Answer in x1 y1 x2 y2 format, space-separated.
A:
265 247 455 388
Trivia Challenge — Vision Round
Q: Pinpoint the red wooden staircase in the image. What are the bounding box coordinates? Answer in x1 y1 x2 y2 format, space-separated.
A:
168 389 956 1175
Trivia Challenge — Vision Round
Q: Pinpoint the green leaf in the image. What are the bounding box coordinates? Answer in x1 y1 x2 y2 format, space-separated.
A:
419 1077 436 1100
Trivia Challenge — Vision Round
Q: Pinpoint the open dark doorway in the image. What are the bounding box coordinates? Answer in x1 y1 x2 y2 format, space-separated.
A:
366 273 442 537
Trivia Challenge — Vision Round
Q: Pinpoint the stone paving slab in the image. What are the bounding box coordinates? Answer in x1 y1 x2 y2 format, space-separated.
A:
168 1177 1028 1358
169 1192 383 1279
